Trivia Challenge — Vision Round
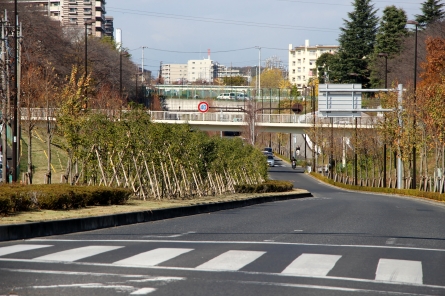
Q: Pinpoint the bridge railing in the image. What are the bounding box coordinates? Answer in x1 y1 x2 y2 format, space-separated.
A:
21 108 382 127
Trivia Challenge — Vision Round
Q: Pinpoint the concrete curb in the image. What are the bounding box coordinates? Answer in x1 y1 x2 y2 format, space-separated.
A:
0 191 312 242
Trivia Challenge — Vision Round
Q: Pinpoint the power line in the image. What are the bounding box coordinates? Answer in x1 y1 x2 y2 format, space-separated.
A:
107 7 339 33
128 46 257 54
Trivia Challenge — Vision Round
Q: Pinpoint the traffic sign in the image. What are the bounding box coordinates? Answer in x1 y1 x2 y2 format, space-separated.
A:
198 101 209 113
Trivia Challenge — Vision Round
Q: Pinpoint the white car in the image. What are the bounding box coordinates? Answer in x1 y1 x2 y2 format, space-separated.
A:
217 93 235 100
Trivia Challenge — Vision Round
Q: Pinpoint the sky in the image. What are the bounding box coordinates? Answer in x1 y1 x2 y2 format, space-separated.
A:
105 0 423 75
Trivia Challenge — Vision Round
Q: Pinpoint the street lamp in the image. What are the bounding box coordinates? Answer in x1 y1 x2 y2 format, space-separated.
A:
84 19 95 106
407 20 418 189
378 52 388 188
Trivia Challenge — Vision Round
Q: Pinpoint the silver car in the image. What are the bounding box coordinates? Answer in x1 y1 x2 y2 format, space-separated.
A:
266 155 275 167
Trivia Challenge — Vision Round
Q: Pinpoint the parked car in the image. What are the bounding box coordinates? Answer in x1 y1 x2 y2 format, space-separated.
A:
266 155 275 167
236 93 250 100
216 93 236 100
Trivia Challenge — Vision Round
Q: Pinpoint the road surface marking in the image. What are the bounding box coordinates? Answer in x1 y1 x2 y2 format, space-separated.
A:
196 250 266 271
143 231 196 238
30 239 445 252
0 244 52 257
282 253 341 276
130 288 157 295
386 238 397 245
33 246 123 262
113 248 193 267
375 259 423 284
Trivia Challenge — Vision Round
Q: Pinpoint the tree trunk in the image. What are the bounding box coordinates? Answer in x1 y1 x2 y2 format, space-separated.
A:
46 125 52 184
27 128 33 184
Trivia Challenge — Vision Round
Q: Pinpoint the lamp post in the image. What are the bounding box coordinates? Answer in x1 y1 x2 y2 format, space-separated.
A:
378 52 388 188
348 73 360 185
407 20 418 189
84 19 95 107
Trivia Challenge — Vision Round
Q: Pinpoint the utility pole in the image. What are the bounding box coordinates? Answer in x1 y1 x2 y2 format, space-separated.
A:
1 17 7 183
12 0 18 182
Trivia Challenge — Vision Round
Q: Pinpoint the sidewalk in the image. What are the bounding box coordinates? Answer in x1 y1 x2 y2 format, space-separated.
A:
0 190 312 242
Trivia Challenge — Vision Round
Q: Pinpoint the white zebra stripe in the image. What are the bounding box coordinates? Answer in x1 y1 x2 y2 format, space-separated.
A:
113 248 193 267
196 250 266 271
34 246 123 262
281 253 342 276
375 258 423 284
0 244 52 257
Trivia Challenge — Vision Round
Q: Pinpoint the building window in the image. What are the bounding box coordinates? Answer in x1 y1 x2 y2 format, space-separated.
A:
292 61 295 66
297 59 301 65
297 67 301 73
292 77 295 82
69 8 77 14
84 8 92 14
69 18 77 23
69 0 76 3
297 50 301 55
309 50 316 55
292 69 295 74
303 76 306 80
297 76 301 81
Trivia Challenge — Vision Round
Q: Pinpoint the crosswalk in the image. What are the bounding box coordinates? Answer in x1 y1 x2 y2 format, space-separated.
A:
0 244 427 286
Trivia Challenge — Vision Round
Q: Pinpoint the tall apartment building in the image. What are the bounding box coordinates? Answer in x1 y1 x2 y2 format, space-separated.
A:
161 63 188 85
188 59 214 83
17 0 111 38
288 40 338 90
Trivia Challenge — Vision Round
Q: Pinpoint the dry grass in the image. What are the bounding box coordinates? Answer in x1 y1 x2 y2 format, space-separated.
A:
0 189 308 225
19 124 68 184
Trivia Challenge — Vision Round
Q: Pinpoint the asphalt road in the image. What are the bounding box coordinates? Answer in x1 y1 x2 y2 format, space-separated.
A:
1 157 445 295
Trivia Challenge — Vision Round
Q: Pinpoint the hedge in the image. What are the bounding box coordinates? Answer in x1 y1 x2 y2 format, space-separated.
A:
234 180 293 194
311 173 445 202
0 184 132 214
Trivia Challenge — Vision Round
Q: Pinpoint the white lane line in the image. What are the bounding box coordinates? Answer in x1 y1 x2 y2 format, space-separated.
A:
196 250 265 271
0 268 185 282
113 248 193 267
282 253 342 276
0 244 52 257
375 259 423 284
130 288 157 295
33 246 123 262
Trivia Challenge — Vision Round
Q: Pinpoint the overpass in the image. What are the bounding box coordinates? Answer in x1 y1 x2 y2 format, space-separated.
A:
20 108 379 134
148 110 378 134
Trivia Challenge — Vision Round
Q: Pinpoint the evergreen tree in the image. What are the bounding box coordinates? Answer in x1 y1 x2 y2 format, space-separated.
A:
370 6 408 87
415 0 445 28
316 52 336 83
329 0 379 87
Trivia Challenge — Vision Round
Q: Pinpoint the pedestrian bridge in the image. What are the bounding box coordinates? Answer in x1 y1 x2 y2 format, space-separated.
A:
20 109 379 134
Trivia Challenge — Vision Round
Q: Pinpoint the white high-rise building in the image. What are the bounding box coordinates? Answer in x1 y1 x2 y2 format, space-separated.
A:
288 40 338 90
187 58 214 83
17 0 109 38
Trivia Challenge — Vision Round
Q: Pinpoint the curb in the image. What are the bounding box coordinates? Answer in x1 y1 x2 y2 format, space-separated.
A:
0 191 312 242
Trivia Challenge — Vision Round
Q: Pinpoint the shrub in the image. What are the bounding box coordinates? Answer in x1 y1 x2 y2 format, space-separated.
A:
234 180 293 194
0 184 132 213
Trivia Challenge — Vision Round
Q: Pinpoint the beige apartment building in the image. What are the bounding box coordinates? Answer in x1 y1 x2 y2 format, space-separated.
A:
288 40 338 90
162 63 188 85
17 0 110 38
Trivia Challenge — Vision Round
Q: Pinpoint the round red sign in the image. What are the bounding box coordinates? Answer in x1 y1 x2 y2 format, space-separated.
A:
198 102 209 113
